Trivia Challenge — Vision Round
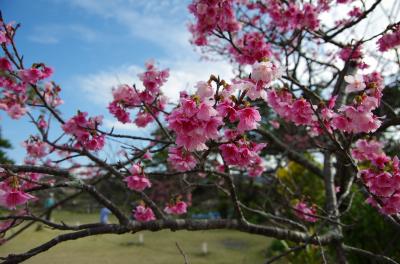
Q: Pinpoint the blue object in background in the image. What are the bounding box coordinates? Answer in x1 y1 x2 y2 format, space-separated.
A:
191 211 221 220
100 207 111 224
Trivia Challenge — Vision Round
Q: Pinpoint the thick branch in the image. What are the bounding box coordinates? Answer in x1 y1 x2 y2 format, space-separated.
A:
1 219 342 263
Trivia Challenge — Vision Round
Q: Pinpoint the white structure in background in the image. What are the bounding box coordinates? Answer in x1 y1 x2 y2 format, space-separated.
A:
138 233 144 245
201 242 208 255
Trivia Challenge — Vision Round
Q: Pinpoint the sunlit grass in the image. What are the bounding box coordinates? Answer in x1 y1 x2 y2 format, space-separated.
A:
0 211 271 263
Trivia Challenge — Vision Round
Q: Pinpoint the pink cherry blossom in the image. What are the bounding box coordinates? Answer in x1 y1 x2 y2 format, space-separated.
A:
381 193 400 215
0 31 7 44
38 116 48 129
353 140 400 215
0 57 12 71
112 84 139 105
351 139 383 161
344 74 366 93
18 65 53 84
197 102 218 121
138 61 169 95
377 25 400 52
294 201 317 223
266 89 316 127
43 82 64 108
250 1 320 31
348 7 362 17
18 68 42 84
164 201 188 215
251 61 281 84
339 45 363 61
62 112 105 151
188 0 239 46
371 154 391 170
6 104 27 119
195 81 213 100
269 120 280 129
23 137 48 158
219 139 266 175
248 156 265 177
167 97 223 151
124 175 151 191
107 62 168 126
134 111 154 128
168 147 197 172
229 32 272 65
337 105 381 133
216 100 238 123
236 106 261 132
224 129 239 140
0 189 35 210
133 205 156 222
108 102 130 124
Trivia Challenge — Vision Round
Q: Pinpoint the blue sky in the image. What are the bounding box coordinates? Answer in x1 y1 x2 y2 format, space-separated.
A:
0 0 234 162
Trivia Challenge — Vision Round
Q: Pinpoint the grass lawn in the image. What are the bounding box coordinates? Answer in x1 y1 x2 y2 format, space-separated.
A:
0 211 271 263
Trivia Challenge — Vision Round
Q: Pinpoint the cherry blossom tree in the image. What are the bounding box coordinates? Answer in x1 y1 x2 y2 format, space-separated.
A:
0 0 400 263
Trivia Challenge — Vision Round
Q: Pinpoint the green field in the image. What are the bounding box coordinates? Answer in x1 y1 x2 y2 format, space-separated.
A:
0 211 271 263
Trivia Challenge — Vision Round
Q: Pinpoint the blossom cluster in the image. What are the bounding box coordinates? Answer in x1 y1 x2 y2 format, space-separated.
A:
188 0 239 46
265 71 384 136
62 111 105 151
246 1 320 31
167 147 197 172
23 136 49 159
108 61 169 127
377 25 400 52
133 205 155 222
0 22 62 120
164 201 188 215
329 72 383 134
124 163 152 192
0 188 35 210
0 56 58 119
339 45 363 62
338 45 368 69
352 139 400 215
166 60 284 177
229 32 272 65
266 89 316 128
293 201 318 223
0 170 36 210
219 139 266 177
0 21 12 45
167 94 223 151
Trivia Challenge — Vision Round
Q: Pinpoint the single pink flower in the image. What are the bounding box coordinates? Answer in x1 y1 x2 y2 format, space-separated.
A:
133 205 156 222
124 175 151 191
195 81 213 99
0 189 35 210
168 147 197 172
237 107 261 132
294 202 317 223
344 74 366 93
164 201 188 215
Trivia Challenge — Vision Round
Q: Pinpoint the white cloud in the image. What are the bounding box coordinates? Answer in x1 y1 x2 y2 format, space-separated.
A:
75 59 234 106
75 65 142 105
64 0 192 55
103 118 140 132
28 24 99 44
28 34 59 44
